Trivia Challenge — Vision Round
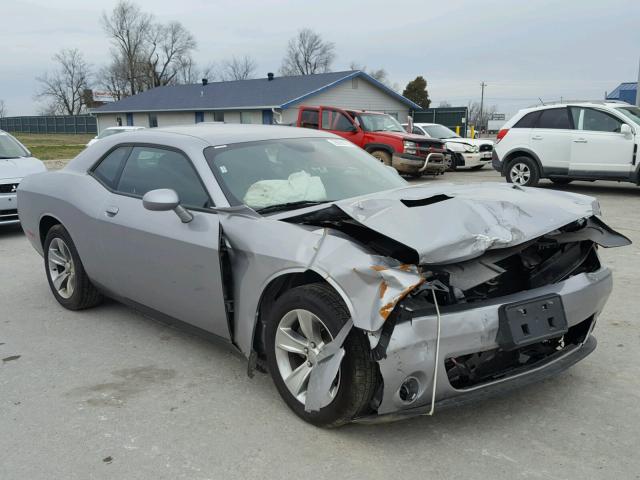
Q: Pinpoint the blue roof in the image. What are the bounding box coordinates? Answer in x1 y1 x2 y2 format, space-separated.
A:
93 70 421 113
607 82 637 102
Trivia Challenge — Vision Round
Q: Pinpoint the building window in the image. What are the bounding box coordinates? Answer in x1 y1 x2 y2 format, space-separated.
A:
352 78 358 89
240 112 252 124
148 113 158 128
213 111 224 122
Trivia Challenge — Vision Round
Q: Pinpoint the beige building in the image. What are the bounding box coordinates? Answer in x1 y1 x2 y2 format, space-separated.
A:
92 71 420 133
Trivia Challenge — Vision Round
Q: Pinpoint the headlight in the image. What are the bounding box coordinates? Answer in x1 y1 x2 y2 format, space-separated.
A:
403 141 417 155
463 144 479 153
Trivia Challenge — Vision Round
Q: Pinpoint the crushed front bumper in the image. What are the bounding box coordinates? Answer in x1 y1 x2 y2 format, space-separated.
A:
392 152 446 175
365 266 612 419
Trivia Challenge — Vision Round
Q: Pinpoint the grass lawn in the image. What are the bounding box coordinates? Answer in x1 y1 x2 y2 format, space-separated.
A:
13 133 94 161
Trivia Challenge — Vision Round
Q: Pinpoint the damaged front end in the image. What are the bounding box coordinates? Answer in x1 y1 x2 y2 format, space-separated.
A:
278 184 630 420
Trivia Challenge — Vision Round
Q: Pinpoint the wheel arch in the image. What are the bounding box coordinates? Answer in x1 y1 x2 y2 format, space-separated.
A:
502 148 543 176
250 269 356 358
364 143 395 155
39 214 63 248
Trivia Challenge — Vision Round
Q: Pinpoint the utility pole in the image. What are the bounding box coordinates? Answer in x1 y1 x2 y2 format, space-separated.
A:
636 57 640 106
479 81 487 132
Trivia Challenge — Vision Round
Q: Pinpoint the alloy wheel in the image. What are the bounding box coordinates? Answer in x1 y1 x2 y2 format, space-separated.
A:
274 309 340 405
47 237 76 299
510 162 531 185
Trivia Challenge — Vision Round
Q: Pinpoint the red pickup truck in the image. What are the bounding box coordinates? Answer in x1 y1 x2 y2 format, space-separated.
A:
296 106 447 176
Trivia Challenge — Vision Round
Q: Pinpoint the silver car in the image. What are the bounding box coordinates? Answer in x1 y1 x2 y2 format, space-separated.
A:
0 130 47 225
17 125 629 427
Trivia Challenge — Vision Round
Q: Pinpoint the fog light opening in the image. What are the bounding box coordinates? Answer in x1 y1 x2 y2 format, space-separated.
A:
398 377 420 404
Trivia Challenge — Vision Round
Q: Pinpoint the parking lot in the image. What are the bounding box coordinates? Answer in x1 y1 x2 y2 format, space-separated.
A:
1 168 639 480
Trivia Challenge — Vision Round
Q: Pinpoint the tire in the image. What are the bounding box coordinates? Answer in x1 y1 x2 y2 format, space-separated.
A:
445 153 457 171
265 283 377 427
550 178 573 185
506 156 540 187
370 150 392 166
44 224 103 310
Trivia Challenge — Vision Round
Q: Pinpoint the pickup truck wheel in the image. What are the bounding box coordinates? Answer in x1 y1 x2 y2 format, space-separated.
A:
506 156 540 187
265 284 377 427
370 150 392 166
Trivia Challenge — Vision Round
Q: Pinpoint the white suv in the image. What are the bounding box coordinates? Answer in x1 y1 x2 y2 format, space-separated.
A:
492 102 640 187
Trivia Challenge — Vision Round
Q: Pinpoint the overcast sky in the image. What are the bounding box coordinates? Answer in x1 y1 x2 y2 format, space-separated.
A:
2 0 639 116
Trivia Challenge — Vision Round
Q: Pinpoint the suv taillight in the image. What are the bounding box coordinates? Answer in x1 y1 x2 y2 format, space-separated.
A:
496 129 509 143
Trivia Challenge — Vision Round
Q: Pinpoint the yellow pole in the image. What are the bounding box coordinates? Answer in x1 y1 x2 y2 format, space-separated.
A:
470 126 475 138
455 125 460 136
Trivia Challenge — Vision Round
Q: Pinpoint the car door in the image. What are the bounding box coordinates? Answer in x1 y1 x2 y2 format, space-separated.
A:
569 106 635 177
94 144 231 339
319 107 364 146
529 107 574 174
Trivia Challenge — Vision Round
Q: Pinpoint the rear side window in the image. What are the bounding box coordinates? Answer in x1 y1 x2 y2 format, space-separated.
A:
536 108 572 129
300 109 319 129
513 111 541 128
92 147 130 188
116 146 211 209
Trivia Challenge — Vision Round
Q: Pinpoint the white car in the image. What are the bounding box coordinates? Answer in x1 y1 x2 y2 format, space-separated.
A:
492 101 640 187
404 122 494 170
86 126 145 147
0 130 46 225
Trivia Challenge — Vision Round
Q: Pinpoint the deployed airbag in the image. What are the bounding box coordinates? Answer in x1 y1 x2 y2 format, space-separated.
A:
243 171 326 209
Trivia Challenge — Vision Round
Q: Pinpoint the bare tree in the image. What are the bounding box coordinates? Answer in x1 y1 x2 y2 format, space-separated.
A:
36 48 91 115
280 29 335 76
98 54 129 101
438 100 452 107
221 55 257 81
468 102 497 129
144 21 196 87
349 62 392 87
0 100 6 118
101 0 152 95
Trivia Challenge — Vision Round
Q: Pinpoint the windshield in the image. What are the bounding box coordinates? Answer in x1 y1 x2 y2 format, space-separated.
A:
0 133 29 158
204 137 406 212
615 106 640 125
357 113 405 133
97 128 125 139
423 125 459 139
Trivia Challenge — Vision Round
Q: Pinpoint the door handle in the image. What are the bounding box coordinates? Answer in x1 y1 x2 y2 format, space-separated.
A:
105 206 119 217
531 135 543 140
573 138 588 143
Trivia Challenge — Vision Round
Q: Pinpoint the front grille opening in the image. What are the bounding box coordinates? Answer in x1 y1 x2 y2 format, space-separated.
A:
0 183 19 194
445 317 593 390
0 209 18 218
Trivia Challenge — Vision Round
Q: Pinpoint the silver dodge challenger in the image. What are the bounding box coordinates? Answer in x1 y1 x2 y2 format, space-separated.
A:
17 124 630 427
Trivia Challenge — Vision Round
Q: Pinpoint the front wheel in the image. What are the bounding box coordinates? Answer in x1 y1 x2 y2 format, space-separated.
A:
370 149 392 166
265 284 377 427
506 156 540 187
44 224 103 310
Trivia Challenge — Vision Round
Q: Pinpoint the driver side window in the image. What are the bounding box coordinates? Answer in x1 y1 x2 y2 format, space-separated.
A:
116 146 211 209
570 107 624 133
321 109 355 132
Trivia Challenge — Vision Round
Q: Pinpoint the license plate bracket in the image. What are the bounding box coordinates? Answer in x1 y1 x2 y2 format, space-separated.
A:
497 294 568 350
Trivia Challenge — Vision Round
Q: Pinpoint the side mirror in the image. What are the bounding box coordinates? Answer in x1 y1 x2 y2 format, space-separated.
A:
621 124 633 136
142 188 193 223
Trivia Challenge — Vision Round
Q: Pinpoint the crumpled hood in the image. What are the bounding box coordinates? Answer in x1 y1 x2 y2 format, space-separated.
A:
446 137 494 147
373 131 444 148
0 157 46 181
283 183 600 265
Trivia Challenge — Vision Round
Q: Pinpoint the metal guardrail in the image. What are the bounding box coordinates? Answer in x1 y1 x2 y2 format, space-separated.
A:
0 115 97 134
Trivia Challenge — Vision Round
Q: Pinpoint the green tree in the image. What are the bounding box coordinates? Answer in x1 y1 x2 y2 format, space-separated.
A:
402 76 431 109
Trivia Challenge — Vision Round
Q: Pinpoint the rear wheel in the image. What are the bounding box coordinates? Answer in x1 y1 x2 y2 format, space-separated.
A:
265 284 377 427
44 225 103 310
506 156 540 187
370 150 392 166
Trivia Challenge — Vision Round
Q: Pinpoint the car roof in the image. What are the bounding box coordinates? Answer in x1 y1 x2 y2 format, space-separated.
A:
519 101 633 114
